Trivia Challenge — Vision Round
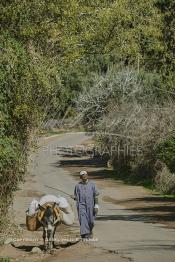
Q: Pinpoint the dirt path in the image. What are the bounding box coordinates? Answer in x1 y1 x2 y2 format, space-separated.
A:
1 132 175 262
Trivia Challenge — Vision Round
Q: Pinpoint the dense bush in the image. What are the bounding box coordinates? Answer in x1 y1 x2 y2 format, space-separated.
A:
0 0 84 232
0 138 25 197
155 166 175 194
76 65 175 191
156 137 175 173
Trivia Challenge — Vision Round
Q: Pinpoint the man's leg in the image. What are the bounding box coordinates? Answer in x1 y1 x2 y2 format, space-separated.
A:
81 233 88 239
79 205 91 237
89 230 93 238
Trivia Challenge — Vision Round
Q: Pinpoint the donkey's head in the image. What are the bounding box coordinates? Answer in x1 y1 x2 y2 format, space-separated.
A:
38 203 60 251
44 206 54 227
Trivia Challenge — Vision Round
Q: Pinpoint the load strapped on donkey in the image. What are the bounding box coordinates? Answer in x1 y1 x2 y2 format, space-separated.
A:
26 202 62 231
26 194 74 230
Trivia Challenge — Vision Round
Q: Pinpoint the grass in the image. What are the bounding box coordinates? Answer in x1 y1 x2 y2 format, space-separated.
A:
153 192 175 199
0 257 9 262
0 207 21 247
40 126 85 137
41 129 68 136
100 168 155 191
102 167 175 198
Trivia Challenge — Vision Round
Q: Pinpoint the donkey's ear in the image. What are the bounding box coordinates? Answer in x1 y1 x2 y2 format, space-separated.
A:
38 204 46 211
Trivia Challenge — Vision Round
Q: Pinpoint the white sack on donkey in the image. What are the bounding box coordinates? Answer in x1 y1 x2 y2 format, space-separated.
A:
39 194 74 225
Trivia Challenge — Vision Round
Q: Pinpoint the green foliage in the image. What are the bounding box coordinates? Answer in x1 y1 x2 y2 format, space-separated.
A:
157 0 175 72
81 0 163 66
157 137 175 173
0 138 27 195
0 32 61 140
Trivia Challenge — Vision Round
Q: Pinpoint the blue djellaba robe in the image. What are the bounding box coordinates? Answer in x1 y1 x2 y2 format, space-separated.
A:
74 180 99 237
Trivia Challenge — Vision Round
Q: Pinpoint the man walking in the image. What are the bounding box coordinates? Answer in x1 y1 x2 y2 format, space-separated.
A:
74 170 99 239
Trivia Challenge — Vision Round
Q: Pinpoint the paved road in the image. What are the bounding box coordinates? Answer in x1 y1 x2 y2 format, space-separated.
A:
13 133 175 262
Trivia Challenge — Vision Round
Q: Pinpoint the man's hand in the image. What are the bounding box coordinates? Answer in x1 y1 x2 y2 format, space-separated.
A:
94 204 99 215
71 195 77 200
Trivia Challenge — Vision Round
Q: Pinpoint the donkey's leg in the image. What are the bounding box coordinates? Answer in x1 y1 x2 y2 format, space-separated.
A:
50 230 53 250
47 228 53 250
52 226 57 248
43 227 47 250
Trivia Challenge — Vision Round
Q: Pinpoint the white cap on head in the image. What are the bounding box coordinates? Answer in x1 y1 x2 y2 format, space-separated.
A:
80 170 87 176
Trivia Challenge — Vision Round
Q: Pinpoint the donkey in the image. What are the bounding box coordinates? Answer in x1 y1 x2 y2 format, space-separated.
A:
37 202 61 251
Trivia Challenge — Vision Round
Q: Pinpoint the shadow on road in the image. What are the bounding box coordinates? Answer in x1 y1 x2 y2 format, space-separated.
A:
53 155 108 179
96 213 175 224
11 243 43 252
101 195 175 227
56 158 105 168
12 240 80 253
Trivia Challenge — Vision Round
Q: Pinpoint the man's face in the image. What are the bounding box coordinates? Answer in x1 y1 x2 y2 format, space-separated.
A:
80 174 88 182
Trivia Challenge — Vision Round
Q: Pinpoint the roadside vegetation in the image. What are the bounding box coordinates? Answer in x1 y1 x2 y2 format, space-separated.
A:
0 0 175 235
75 0 175 194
